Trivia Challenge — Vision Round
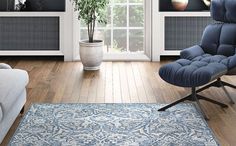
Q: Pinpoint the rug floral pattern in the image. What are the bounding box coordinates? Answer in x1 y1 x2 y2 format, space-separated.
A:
9 104 218 146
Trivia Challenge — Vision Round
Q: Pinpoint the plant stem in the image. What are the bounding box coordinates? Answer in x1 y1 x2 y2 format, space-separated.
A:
92 12 96 42
88 13 94 43
88 22 93 43
87 24 90 42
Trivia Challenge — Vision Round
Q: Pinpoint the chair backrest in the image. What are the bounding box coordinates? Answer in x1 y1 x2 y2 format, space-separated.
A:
200 0 236 57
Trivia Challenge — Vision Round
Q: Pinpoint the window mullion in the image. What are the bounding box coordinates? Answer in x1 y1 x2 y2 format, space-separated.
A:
111 0 114 53
127 0 129 52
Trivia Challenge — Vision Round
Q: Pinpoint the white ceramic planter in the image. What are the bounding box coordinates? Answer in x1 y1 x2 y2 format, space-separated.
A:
79 40 104 70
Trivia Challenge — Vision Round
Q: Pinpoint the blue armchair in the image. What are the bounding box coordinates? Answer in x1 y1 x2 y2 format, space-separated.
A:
158 0 236 120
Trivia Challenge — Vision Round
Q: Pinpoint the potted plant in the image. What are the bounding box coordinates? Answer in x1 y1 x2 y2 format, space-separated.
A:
73 0 109 70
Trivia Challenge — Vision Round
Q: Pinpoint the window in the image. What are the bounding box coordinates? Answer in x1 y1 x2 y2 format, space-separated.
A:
80 0 144 53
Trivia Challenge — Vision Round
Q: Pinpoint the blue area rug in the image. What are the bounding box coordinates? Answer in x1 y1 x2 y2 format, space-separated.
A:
9 104 218 146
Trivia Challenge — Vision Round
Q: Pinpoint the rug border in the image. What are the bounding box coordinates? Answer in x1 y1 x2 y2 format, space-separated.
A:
9 103 220 146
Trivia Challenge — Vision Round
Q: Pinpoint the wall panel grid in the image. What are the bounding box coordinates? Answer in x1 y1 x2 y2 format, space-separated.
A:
165 16 214 50
0 17 59 51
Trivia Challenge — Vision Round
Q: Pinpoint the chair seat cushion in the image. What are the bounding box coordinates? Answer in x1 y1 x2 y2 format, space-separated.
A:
159 54 228 87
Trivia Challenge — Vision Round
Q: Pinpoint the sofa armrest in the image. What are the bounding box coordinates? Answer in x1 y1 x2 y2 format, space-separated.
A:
180 45 205 60
0 63 12 69
0 103 3 122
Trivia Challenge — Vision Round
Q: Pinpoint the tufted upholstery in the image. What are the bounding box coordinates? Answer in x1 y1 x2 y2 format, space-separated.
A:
211 0 236 23
180 45 236 71
159 0 236 87
159 55 228 87
201 24 236 57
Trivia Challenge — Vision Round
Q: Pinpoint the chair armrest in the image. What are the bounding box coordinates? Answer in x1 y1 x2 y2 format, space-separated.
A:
0 63 12 69
180 45 205 60
228 54 236 69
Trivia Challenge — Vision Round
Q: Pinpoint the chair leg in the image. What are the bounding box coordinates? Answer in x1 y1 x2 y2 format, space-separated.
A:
20 106 25 115
193 97 209 120
158 95 192 111
221 81 236 89
191 87 209 120
197 94 228 108
219 79 235 104
197 78 235 104
158 87 228 120
196 80 220 93
194 102 209 120
222 86 235 104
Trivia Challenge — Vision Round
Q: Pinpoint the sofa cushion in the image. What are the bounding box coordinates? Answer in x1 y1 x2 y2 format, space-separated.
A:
0 69 29 115
0 63 12 69
0 104 2 122
159 54 228 87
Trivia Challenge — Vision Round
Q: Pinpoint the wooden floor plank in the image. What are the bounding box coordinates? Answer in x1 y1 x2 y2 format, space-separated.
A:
138 62 157 103
52 62 74 103
87 71 99 103
78 70 94 103
104 62 113 103
96 63 106 103
119 63 131 103
61 62 82 103
131 62 148 103
113 63 122 103
126 62 140 103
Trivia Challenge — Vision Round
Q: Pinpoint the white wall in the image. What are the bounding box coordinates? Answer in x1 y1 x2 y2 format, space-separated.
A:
152 0 161 61
62 0 74 61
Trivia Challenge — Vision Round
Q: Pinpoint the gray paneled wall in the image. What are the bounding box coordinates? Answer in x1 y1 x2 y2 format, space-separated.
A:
165 17 214 50
0 17 59 51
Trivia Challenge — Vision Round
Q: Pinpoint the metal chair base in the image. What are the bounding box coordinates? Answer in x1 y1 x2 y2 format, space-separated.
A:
158 78 235 120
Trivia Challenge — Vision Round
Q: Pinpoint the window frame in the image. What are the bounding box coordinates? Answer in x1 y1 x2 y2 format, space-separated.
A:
77 0 152 61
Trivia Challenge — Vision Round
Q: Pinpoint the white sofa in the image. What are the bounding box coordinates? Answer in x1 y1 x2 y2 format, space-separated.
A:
0 63 29 143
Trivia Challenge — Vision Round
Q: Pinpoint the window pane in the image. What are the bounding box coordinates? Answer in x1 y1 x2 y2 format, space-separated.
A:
129 0 143 3
113 30 127 52
80 29 88 40
114 0 127 3
113 6 127 27
95 30 111 53
129 29 144 52
129 5 144 27
98 7 112 27
80 20 87 28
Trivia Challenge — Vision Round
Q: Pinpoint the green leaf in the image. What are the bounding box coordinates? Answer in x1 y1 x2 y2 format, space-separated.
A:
72 0 109 42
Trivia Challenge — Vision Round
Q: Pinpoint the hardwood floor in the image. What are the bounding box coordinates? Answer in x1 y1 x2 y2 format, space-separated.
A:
1 60 236 146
